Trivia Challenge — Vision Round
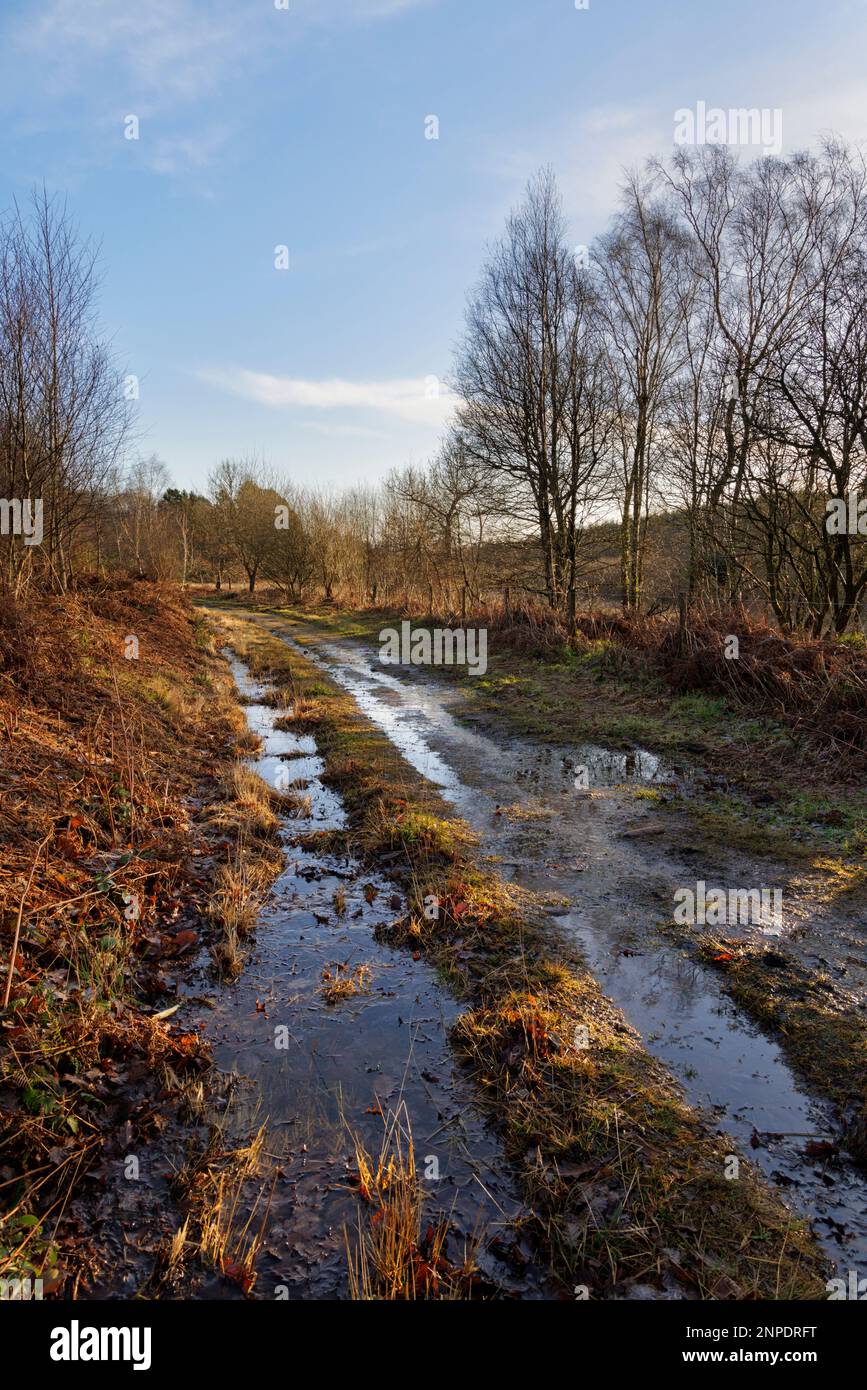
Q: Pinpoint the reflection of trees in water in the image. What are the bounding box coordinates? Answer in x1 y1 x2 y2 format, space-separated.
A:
638 948 711 1017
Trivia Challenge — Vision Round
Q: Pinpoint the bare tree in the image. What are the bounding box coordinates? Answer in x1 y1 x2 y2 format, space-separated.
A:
0 188 131 593
457 169 613 611
595 173 692 610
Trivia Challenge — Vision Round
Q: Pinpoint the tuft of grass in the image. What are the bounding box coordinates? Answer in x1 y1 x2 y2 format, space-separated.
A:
220 763 280 838
320 961 372 1005
163 1122 272 1296
208 828 281 976
345 1103 480 1300
285 790 313 819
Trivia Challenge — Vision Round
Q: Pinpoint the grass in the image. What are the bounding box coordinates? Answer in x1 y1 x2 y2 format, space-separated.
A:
451 966 824 1297
205 607 829 1299
200 747 285 977
223 763 280 835
669 785 867 863
208 834 283 977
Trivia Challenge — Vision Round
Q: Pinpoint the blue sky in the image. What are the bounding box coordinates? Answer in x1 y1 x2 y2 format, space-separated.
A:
1 0 866 494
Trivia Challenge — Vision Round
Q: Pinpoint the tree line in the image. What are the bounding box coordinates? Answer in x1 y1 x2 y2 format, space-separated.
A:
5 142 867 637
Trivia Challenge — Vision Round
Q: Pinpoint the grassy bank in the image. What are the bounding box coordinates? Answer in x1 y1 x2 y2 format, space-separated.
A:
208 608 830 1300
0 580 283 1294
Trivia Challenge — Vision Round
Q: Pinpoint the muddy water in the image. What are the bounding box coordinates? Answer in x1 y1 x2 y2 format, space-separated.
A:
190 656 556 1299
242 615 867 1279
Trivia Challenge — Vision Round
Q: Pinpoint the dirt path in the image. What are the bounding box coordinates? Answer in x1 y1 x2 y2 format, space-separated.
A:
239 610 867 1279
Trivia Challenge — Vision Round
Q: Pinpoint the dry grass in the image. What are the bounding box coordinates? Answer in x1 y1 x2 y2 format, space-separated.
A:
235 727 263 755
206 823 282 973
345 1103 480 1300
208 836 270 936
163 1122 272 1296
0 581 287 1289
216 763 281 837
320 960 372 1005
204 764 285 977
285 790 313 819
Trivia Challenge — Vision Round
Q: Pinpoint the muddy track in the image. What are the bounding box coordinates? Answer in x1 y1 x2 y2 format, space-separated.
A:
237 610 867 1279
182 653 558 1299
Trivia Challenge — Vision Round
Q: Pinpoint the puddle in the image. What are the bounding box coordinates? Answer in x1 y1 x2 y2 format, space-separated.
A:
185 653 557 1299
243 615 867 1279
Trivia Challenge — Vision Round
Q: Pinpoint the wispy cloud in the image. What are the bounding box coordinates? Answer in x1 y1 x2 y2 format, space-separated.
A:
482 103 671 242
13 0 250 104
148 125 237 177
483 24 867 247
3 0 437 176
12 0 436 98
197 366 454 428
0 0 257 180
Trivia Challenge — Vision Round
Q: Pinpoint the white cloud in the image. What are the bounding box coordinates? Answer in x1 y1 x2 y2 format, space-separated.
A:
197 366 455 428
